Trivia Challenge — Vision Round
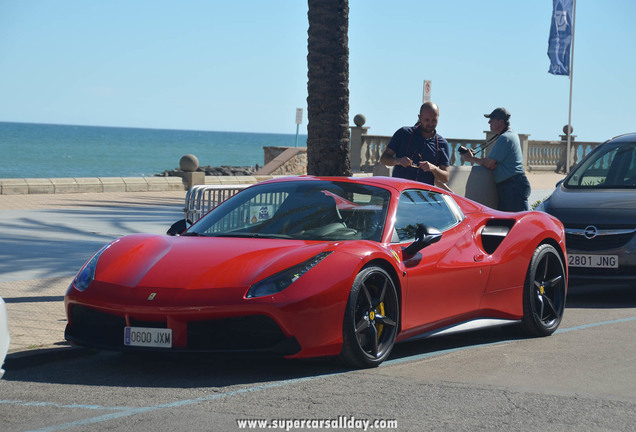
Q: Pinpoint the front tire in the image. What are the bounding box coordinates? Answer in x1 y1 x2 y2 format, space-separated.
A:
521 244 567 336
341 266 399 368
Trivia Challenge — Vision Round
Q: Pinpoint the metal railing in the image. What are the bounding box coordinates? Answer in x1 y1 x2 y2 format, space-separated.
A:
184 184 249 222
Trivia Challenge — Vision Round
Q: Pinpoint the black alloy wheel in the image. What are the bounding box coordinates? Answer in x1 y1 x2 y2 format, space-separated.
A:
341 266 399 368
521 244 567 336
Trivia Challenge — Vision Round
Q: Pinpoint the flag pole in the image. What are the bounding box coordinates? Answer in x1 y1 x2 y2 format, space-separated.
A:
566 0 577 173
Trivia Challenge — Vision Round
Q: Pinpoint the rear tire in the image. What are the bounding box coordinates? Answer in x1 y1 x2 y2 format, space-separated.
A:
340 266 399 368
520 244 567 336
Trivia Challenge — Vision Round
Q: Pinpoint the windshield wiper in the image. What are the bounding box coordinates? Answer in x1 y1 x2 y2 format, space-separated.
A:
208 232 292 239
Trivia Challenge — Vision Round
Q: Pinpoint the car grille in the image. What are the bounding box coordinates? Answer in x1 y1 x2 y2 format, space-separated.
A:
67 305 128 347
188 316 292 352
66 305 299 355
566 232 635 251
565 226 636 251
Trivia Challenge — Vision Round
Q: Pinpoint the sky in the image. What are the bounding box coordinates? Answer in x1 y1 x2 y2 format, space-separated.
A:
1 0 634 142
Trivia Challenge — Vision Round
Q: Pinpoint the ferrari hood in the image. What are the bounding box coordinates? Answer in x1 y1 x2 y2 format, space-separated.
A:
94 234 333 290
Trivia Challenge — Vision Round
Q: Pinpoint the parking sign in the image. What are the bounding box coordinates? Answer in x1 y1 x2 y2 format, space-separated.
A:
423 80 432 102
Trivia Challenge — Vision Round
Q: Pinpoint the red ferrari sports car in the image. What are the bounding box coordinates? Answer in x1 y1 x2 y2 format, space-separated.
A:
65 176 567 368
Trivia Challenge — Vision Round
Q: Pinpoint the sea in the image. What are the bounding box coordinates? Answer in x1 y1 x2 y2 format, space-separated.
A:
0 122 308 179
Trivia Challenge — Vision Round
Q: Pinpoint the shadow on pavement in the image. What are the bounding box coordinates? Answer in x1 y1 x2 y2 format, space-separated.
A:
566 284 636 309
0 201 183 282
2 327 525 389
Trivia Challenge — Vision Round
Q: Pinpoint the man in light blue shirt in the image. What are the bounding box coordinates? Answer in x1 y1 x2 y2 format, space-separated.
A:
461 108 531 211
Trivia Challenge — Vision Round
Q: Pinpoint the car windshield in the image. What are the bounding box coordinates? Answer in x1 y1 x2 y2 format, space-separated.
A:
188 180 391 241
564 142 636 189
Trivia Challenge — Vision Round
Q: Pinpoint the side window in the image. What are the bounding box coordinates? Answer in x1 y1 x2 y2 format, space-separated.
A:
566 144 636 188
614 146 636 185
569 148 617 187
393 190 462 242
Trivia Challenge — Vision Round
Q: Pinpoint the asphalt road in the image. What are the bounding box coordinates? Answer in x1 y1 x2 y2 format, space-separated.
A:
1 288 635 432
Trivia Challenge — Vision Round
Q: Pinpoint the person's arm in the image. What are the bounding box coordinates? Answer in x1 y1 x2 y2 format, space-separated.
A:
461 150 497 170
418 161 450 183
380 147 412 168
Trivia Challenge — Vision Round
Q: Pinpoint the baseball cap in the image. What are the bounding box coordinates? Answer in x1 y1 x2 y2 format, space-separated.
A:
484 107 511 120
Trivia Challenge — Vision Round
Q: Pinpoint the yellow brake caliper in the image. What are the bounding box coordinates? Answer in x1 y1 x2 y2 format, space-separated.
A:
376 302 385 338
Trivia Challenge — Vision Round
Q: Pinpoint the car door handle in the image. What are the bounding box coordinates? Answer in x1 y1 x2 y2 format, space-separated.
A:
474 254 485 262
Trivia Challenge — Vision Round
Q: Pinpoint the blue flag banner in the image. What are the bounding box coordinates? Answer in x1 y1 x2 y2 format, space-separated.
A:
548 0 574 76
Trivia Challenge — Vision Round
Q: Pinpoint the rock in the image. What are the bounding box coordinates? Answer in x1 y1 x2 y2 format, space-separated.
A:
155 165 256 177
201 165 255 176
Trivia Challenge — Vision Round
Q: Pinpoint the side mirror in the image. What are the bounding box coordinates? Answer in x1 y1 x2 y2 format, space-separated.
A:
403 224 442 256
167 219 191 236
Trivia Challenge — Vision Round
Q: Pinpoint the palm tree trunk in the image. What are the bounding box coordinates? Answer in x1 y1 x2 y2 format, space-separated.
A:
306 0 351 176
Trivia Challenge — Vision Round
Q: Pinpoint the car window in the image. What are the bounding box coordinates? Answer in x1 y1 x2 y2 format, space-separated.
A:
393 190 463 243
565 142 636 188
190 181 391 241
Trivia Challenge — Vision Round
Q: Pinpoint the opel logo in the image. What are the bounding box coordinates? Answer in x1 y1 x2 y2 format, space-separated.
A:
583 225 598 240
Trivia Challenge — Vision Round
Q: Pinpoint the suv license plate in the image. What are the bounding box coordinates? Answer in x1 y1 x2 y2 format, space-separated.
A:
568 254 618 268
124 327 172 348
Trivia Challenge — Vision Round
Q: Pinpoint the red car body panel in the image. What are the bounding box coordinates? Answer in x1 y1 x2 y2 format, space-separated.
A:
65 176 567 360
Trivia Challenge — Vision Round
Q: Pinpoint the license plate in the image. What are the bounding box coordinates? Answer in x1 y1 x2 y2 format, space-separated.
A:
568 254 618 268
124 327 172 348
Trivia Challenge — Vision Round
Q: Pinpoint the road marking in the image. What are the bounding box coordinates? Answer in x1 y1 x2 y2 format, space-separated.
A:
11 315 636 432
0 399 129 411
555 316 636 333
21 376 329 432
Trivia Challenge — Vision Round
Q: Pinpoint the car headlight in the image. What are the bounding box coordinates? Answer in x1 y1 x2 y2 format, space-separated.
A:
246 252 333 298
71 243 112 292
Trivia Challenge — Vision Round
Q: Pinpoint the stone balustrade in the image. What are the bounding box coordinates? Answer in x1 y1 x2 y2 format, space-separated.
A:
350 115 602 174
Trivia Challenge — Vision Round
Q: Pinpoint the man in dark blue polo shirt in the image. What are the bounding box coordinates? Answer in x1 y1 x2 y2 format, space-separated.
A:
380 102 451 186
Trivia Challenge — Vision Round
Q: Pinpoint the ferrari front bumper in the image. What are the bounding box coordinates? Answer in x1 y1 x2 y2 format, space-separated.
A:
65 304 302 355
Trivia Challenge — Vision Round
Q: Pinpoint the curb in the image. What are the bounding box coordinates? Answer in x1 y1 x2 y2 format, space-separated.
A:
0 175 276 195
